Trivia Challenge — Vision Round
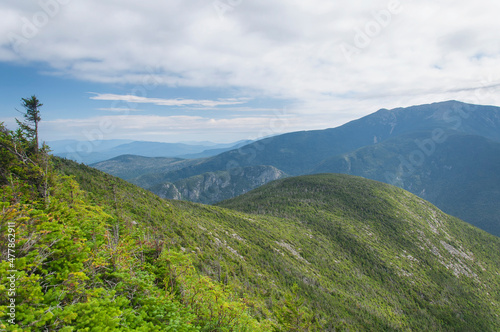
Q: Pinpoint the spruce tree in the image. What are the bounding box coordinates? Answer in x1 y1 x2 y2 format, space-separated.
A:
16 95 42 153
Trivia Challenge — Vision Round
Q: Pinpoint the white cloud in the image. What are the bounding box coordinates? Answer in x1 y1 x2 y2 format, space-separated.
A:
38 112 305 143
96 108 144 112
1 0 500 139
89 93 250 107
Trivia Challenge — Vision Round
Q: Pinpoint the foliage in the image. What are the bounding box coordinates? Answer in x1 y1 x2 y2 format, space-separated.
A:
0 122 53 202
272 284 317 332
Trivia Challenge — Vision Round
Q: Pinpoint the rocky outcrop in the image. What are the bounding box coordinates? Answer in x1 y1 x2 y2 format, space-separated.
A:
150 165 286 204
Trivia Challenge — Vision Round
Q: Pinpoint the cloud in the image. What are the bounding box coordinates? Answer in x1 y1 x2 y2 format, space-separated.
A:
90 93 250 107
96 108 144 112
38 113 303 142
1 0 500 125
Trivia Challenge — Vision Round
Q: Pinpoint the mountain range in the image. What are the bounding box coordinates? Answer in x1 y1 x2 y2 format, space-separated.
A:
91 100 500 237
50 139 252 164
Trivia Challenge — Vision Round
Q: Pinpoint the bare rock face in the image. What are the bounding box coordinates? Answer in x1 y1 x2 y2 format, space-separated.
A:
154 182 182 200
150 165 287 204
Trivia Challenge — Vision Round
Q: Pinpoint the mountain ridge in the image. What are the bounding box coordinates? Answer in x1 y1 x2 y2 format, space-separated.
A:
91 100 500 236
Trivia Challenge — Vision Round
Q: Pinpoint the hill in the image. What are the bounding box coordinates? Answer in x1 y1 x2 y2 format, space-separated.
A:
0 125 274 330
218 174 500 329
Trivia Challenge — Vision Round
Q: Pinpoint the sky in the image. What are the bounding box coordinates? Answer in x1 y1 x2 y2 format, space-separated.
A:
1 0 500 144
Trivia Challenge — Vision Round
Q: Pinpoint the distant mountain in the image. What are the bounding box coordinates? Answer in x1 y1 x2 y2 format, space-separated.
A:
53 139 249 164
93 154 285 204
47 139 133 154
177 140 253 159
179 139 252 148
90 154 203 180
137 101 500 184
90 100 500 236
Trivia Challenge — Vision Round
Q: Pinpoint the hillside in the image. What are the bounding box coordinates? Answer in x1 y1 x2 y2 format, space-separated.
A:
1 125 278 330
58 161 500 330
6 117 500 330
218 174 500 330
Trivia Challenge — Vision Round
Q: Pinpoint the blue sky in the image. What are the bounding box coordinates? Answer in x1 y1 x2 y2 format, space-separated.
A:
1 0 500 144
0 61 291 143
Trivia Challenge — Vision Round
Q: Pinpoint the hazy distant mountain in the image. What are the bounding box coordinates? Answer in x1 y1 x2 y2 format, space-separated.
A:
178 140 252 147
47 139 133 154
52 139 250 164
177 140 253 159
90 154 203 180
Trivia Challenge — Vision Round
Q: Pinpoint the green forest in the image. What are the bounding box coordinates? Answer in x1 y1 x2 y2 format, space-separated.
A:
1 98 500 331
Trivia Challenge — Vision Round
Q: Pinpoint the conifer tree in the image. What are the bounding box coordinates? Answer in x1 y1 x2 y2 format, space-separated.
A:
16 95 42 153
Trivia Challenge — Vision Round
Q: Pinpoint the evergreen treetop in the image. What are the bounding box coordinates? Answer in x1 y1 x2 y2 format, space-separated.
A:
16 95 42 153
